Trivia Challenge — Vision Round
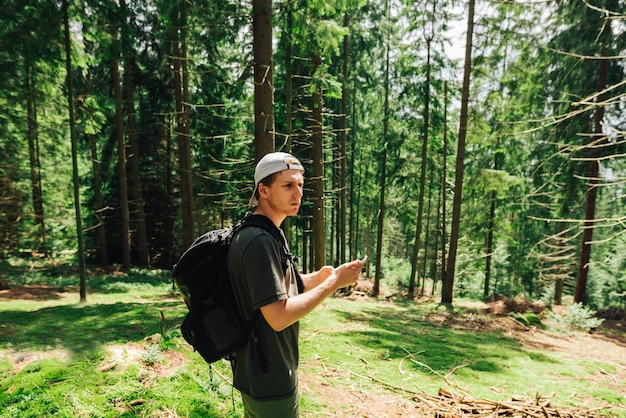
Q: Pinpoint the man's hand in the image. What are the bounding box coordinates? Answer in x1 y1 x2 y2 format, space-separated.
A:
330 259 363 290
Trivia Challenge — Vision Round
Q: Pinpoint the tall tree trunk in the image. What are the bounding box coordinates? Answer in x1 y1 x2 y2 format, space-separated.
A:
441 80 448 293
124 85 146 263
81 4 107 266
409 36 432 298
26 63 47 256
165 115 175 276
253 0 275 160
86 69 108 265
484 143 502 298
442 0 475 305
311 53 326 269
484 190 496 298
63 0 87 301
120 0 149 266
574 49 607 304
110 25 131 270
349 86 357 261
339 12 349 265
89 129 108 266
422 166 434 294
173 2 194 246
374 37 390 297
431 179 441 293
124 61 149 266
283 2 294 243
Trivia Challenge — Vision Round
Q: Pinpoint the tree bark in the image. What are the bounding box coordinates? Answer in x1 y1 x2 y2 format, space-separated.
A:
311 53 326 269
109 24 131 270
121 0 149 266
63 0 87 301
86 69 108 265
282 1 293 243
253 0 275 160
173 2 194 246
339 12 349 265
26 63 48 256
442 0 475 305
374 36 390 297
440 81 448 293
484 190 496 298
409 36 432 298
574 47 607 304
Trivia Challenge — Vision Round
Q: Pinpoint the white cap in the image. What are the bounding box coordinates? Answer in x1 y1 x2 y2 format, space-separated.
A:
249 152 304 206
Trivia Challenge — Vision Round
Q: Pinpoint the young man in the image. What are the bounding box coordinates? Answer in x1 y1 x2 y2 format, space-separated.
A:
227 152 363 417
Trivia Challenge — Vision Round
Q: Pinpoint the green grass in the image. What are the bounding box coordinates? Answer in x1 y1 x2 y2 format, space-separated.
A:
1 260 625 417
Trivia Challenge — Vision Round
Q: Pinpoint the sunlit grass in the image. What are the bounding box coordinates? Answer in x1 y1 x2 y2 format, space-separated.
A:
1 261 625 417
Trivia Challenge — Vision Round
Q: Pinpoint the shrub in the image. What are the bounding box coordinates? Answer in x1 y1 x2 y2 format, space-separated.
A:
547 302 604 333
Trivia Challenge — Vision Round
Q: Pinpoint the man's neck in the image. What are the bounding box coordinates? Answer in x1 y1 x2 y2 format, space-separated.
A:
253 207 285 228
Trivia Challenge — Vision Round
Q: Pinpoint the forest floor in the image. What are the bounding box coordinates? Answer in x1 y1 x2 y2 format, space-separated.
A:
2 283 625 417
299 301 626 417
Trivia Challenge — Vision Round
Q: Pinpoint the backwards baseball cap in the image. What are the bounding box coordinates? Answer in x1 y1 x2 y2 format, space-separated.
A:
249 152 304 206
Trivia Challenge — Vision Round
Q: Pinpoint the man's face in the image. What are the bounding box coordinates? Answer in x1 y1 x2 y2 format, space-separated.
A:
259 169 304 217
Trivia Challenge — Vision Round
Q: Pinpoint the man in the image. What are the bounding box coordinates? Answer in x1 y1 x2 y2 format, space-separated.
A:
227 152 363 417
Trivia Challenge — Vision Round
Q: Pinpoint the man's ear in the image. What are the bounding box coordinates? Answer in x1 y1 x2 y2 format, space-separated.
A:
258 182 269 200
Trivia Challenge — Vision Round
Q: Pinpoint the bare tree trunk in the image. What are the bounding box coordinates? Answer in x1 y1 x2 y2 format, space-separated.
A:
574 48 607 304
165 115 176 273
409 35 432 298
349 88 357 261
442 0 475 305
63 0 87 301
82 4 107 266
311 53 326 269
484 190 496 298
373 38 390 297
440 81 448 294
124 64 150 266
109 24 131 270
26 64 48 256
253 0 275 160
120 0 149 266
339 12 349 265
88 130 108 266
282 2 294 243
422 166 434 295
173 2 194 246
430 181 441 293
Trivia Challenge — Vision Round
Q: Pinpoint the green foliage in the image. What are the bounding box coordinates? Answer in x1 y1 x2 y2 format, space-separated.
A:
141 344 164 366
510 312 545 329
0 0 624 310
547 303 605 333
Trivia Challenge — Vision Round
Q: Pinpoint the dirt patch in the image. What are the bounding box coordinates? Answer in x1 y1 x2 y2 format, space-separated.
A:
1 349 72 374
0 284 70 301
99 342 189 380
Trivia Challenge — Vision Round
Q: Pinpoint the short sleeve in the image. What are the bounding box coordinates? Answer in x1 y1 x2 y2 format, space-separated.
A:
241 231 288 310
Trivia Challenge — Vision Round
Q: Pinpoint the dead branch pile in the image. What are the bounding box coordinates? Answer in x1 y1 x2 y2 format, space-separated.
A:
412 388 613 417
597 307 626 320
484 294 547 315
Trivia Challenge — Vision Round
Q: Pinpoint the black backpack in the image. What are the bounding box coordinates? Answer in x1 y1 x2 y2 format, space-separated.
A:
172 214 301 364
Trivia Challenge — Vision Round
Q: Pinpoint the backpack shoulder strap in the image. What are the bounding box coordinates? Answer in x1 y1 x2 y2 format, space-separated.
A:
235 214 283 243
235 213 304 294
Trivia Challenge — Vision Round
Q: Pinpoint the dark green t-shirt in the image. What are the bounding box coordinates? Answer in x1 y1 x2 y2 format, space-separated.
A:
227 223 300 400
